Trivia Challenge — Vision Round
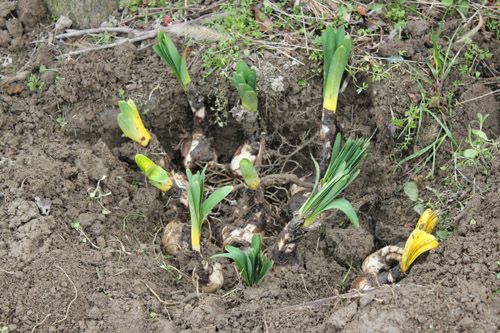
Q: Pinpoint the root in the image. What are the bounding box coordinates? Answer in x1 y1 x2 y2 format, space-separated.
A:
51 265 78 325
31 313 52 333
142 281 178 306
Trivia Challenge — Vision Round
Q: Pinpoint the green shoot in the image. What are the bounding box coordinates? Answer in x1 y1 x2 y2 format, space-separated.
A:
232 60 258 113
212 234 273 287
239 158 260 189
135 154 173 192
322 26 352 112
186 166 233 252
153 31 191 91
299 134 369 227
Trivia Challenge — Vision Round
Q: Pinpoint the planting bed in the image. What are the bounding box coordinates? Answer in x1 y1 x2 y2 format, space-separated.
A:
0 1 499 332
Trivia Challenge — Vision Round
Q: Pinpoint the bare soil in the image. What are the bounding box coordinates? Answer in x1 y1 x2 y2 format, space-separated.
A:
1 2 499 333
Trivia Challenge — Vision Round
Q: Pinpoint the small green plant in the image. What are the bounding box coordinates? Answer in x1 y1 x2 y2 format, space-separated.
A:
239 158 260 189
55 115 67 128
459 43 492 78
153 32 191 90
70 221 100 248
395 94 457 177
26 74 44 91
135 154 173 192
232 60 257 113
322 26 352 112
391 102 424 151
485 16 499 39
212 234 273 287
186 166 233 252
0 322 8 333
460 113 496 170
299 134 369 227
117 88 126 99
386 0 408 36
427 28 461 87
117 99 151 147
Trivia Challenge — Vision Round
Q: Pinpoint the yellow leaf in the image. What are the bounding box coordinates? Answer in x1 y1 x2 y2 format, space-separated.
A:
400 228 438 272
117 99 151 147
416 209 439 234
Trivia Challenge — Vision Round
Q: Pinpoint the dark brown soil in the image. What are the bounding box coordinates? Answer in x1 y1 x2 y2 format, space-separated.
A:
1 2 499 333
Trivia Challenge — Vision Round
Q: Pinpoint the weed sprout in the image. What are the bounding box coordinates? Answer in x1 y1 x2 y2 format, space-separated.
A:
213 234 273 287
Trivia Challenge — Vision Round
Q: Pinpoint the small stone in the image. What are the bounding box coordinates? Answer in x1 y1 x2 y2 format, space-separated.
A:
55 15 72 31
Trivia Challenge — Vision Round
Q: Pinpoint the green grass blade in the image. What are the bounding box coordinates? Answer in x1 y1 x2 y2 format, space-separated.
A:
423 109 457 147
201 185 233 220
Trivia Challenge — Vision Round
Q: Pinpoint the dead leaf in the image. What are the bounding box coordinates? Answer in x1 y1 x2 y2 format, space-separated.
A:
5 84 23 95
357 5 367 17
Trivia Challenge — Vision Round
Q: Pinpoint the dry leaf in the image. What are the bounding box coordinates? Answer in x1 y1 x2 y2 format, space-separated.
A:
357 6 367 17
5 84 23 95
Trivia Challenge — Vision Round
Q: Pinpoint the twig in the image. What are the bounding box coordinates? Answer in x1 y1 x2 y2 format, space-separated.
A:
233 173 314 191
456 13 484 44
56 13 227 58
142 281 178 306
51 265 78 325
56 27 135 39
110 236 132 255
58 29 158 57
457 88 499 105
31 313 52 333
